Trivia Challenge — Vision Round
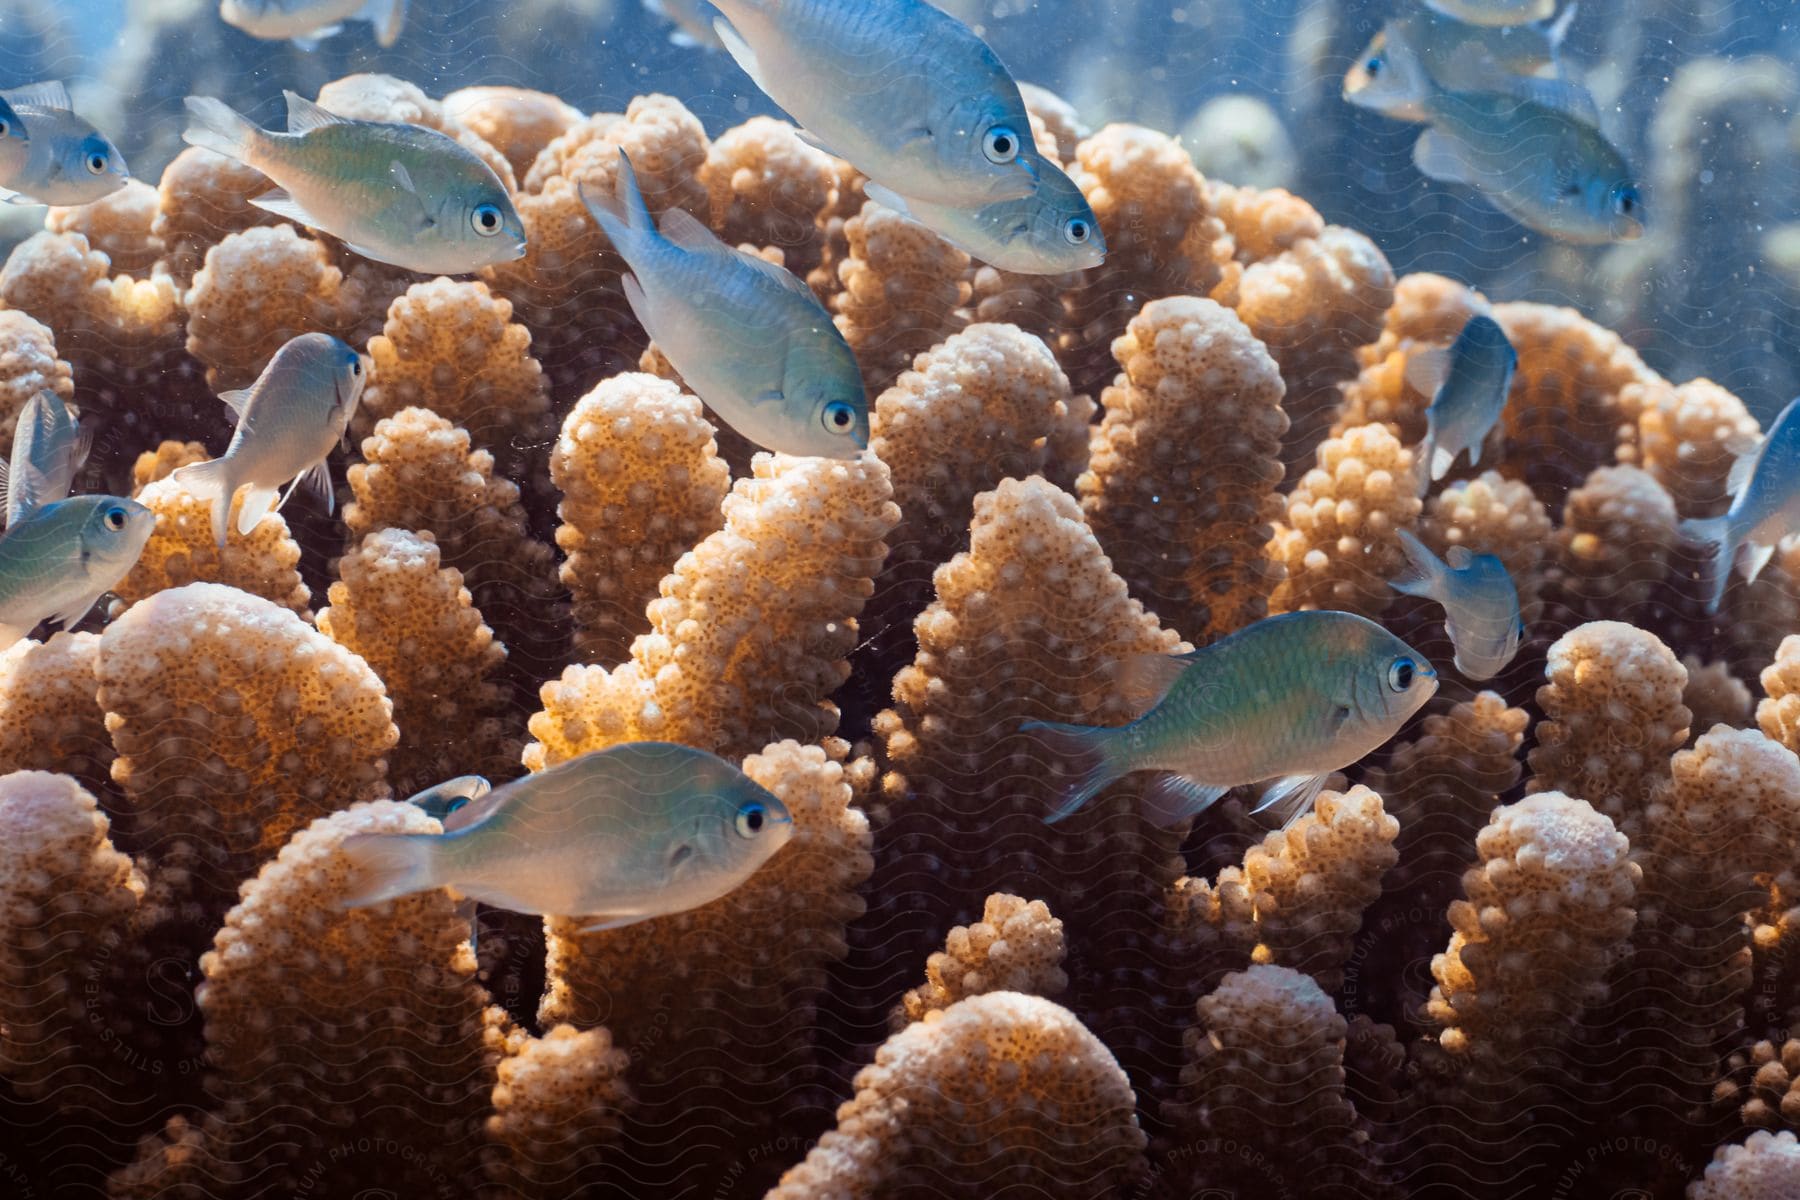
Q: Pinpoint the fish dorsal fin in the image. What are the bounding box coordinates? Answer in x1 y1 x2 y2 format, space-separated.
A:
656 205 729 256
217 386 253 421
3 81 70 111
736 247 819 302
1444 545 1476 571
283 90 349 134
1108 649 1197 716
1499 74 1602 127
1404 345 1453 399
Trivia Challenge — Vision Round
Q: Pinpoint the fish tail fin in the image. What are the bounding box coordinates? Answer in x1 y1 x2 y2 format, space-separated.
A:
182 96 259 164
1391 528 1445 599
1542 1 1578 52
170 458 234 547
336 832 440 908
1680 515 1732 615
578 149 654 259
1022 719 1126 824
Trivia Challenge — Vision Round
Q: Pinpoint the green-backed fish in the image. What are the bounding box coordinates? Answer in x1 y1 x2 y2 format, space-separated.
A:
338 742 794 930
1425 0 1557 26
1026 611 1437 827
1683 395 1800 616
171 332 366 546
219 0 407 49
1345 6 1577 122
0 83 128 207
582 149 868 457
1 391 91 527
707 0 1041 207
0 496 154 649
1369 28 1642 244
1411 313 1517 492
862 155 1105 275
1391 530 1524 681
181 90 526 273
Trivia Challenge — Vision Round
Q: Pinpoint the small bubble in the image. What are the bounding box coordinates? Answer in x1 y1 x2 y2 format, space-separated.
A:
1700 169 1715 185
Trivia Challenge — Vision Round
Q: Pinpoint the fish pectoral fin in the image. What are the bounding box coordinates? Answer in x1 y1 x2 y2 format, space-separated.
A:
278 461 334 514
0 189 42 207
792 128 844 159
1741 539 1778 588
618 273 657 342
47 585 110 633
712 17 773 94
1411 128 1479 187
1403 345 1452 399
573 911 645 934
216 387 253 421
861 181 916 219
249 187 321 229
389 161 437 229
1140 774 1229 827
2 81 71 111
1430 443 1457 482
234 485 280 536
289 26 341 51
282 89 349 134
750 387 787 410
1726 439 1764 500
1249 772 1331 827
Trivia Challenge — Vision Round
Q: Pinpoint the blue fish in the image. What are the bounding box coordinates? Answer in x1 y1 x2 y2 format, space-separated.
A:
1683 395 1800 615
1391 529 1524 680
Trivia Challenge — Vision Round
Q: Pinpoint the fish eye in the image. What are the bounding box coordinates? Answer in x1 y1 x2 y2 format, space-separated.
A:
821 399 858 435
1364 55 1382 76
0 119 9 138
103 506 128 532
1063 217 1091 246
982 125 1020 165
349 357 362 377
1614 186 1640 216
734 801 768 838
471 202 504 237
1387 657 1416 692
85 151 108 175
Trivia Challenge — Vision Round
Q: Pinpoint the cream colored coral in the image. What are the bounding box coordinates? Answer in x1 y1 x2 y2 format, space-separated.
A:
1549 464 1680 623
896 894 1067 1028
183 224 354 391
97 583 396 885
0 309 74 455
316 529 514 795
1208 183 1323 264
130 440 209 491
1078 295 1287 642
482 1022 632 1193
151 147 283 284
0 232 185 390
526 454 897 766
1267 422 1422 617
551 373 729 663
0 772 146 1109
1019 82 1084 161
1334 274 1493 447
1645 727 1800 919
832 201 971 394
0 635 110 794
45 179 162 276
1427 792 1640 1068
1527 622 1690 845
1681 655 1753 737
445 85 584 181
700 116 838 280
1688 1130 1800 1199
1758 635 1800 754
764 992 1145 1200
1630 376 1760 518
1365 691 1527 841
1718 1039 1800 1129
113 475 311 615
1419 471 1554 618
358 277 552 461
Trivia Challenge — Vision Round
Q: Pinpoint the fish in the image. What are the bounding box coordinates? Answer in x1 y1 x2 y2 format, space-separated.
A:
0 391 92 527
0 95 28 183
581 149 869 458
0 82 129 208
1345 5 1577 122
1390 529 1524 680
1369 28 1643 243
1409 313 1517 493
181 90 526 274
706 0 1041 207
1423 0 1557 27
404 775 493 824
337 742 795 931
1681 395 1800 616
170 332 366 547
862 155 1106 275
1024 610 1438 827
219 0 407 48
643 0 725 49
0 495 154 650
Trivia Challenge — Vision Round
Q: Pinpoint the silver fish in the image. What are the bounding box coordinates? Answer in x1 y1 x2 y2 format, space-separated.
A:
862 154 1105 275
1370 26 1642 244
0 495 154 650
1391 530 1524 680
1025 611 1438 828
182 90 526 274
643 0 725 49
1 391 91 527
1345 5 1577 122
0 82 128 208
582 149 869 458
338 742 795 931
219 0 407 49
1683 395 1800 615
0 95 27 183
1410 314 1517 493
1424 0 1557 27
707 0 1041 207
171 332 366 546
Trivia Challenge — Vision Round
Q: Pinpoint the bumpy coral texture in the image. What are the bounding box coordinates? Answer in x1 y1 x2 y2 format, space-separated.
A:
833 201 972 394
316 528 514 794
184 225 363 391
0 634 111 794
1334 272 1492 447
445 85 585 181
1548 464 1681 625
1079 295 1287 643
765 992 1146 1200
45 180 162 277
1717 1038 1800 1129
1687 1129 1800 1199
527 454 898 766
1756 634 1800 755
1418 471 1554 617
700 116 838 280
151 147 284 284
114 475 312 615
130 439 209 490
481 1020 633 1194
1268 422 1422 617
551 373 729 663
1630 376 1760 519
896 893 1068 1028
1681 655 1753 736
0 310 75 452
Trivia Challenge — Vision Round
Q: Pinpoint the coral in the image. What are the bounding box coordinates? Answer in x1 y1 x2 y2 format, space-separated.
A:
481 1021 632 1194
1334 273 1493 449
1078 295 1287 643
1630 376 1760 519
183 224 356 391
0 635 111 797
699 116 838 280
113 475 312 616
832 201 971 394
316 529 515 795
445 85 585 181
130 440 209 490
151 147 285 284
550 373 729 664
896 893 1068 1028
1682 655 1753 736
1546 464 1682 626
1267 422 1422 618
0 310 74 453
1717 1038 1800 1129
1688 1129 1800 1199
765 992 1146 1200
1417 471 1554 618
1210 182 1324 265
45 179 163 277
1758 634 1800 754
526 454 896 767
